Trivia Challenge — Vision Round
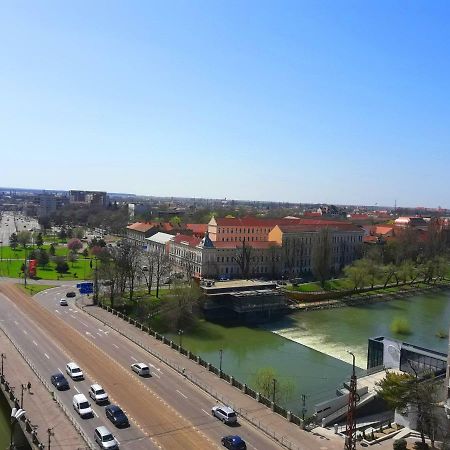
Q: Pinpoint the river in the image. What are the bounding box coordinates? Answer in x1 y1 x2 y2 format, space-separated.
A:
173 290 450 415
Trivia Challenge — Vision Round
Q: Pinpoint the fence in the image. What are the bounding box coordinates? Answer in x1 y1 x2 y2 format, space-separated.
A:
0 328 95 449
89 301 305 450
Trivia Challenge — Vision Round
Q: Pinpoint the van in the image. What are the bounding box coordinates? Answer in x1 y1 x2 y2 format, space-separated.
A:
66 362 84 380
72 394 93 417
94 426 119 449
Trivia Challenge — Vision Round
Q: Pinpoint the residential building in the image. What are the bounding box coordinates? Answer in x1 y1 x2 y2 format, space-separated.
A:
125 222 159 248
69 190 108 207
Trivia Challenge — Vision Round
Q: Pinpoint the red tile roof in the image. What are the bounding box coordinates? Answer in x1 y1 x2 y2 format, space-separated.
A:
213 216 344 228
186 224 208 234
173 234 201 247
126 222 157 232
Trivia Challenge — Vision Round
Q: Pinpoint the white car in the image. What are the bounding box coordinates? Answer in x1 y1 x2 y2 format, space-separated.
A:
212 405 238 424
66 362 84 381
73 393 93 417
131 363 150 376
89 384 108 404
59 298 68 306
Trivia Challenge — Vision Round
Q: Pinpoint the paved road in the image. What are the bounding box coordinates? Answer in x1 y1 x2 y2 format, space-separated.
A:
0 212 39 246
0 283 283 450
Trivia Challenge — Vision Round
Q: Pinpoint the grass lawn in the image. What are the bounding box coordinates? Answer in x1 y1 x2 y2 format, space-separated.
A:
16 284 57 295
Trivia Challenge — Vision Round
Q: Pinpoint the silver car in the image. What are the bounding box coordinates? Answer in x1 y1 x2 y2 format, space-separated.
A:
94 426 119 449
211 405 238 424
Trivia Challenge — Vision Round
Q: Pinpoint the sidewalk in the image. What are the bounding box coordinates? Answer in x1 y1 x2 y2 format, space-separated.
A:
78 298 346 450
0 331 87 449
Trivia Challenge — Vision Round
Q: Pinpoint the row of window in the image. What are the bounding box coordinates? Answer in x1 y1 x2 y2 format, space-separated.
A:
216 227 271 234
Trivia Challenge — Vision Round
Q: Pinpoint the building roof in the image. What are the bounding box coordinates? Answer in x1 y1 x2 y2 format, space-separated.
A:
126 222 156 232
145 232 174 245
276 223 363 233
186 223 208 234
173 234 202 247
210 216 345 228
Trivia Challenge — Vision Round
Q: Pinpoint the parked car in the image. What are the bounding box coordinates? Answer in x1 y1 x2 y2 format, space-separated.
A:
59 298 68 306
221 435 247 450
211 405 238 424
131 363 150 376
94 426 119 449
105 404 129 428
66 362 84 380
72 394 93 418
66 291 76 298
50 373 69 390
89 384 108 404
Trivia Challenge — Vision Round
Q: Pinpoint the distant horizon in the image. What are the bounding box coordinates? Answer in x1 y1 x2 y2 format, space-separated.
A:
1 185 448 212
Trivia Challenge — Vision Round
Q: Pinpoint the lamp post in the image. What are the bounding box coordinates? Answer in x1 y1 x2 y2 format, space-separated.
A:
219 349 223 373
177 329 184 349
20 384 26 408
0 240 3 276
47 427 54 450
10 407 26 449
1 353 6 377
272 378 277 403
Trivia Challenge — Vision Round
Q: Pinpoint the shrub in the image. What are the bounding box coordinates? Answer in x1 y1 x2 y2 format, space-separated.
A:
393 438 407 450
55 260 69 274
390 318 412 335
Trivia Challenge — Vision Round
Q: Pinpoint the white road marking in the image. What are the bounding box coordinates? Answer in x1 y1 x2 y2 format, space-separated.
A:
23 330 27 335
74 386 80 393
32 340 38 346
78 319 88 327
44 353 49 359
176 389 188 399
148 363 162 372
112 344 119 349
58 367 63 374
14 320 18 325
131 356 138 362
85 331 96 340
70 315 76 319
152 372 160 379
96 333 102 337
93 410 98 418
55 309 60 314
201 408 209 416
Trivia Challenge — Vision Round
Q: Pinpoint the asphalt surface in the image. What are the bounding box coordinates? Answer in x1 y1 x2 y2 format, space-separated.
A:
0 283 283 450
0 212 39 246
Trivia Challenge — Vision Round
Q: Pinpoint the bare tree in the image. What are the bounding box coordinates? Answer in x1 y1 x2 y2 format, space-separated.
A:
312 228 332 288
154 252 171 298
233 241 252 279
140 250 158 295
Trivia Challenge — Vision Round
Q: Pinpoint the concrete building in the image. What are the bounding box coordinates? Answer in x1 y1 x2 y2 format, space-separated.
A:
69 190 107 207
145 232 174 255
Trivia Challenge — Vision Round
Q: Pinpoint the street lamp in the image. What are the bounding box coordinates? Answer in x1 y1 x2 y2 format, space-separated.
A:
219 349 223 373
1 353 6 377
177 329 184 349
10 407 26 449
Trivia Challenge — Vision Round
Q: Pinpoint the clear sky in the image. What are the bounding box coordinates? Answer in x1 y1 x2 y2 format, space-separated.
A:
1 1 450 207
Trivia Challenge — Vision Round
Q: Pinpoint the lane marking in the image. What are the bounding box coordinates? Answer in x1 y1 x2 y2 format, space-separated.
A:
131 356 138 362
23 330 28 335
55 310 60 314
93 410 98 418
74 386 80 393
152 372 160 379
44 353 50 359
176 390 188 399
14 320 18 325
112 344 119 349
57 367 63 374
201 409 210 416
32 340 38 346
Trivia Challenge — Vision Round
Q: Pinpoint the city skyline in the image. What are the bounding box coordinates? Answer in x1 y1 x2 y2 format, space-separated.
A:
2 2 450 207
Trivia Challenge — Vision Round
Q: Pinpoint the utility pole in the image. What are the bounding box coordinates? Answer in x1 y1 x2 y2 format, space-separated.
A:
345 351 358 450
219 349 223 372
47 427 54 450
93 257 98 305
301 394 307 420
272 378 277 403
20 384 26 409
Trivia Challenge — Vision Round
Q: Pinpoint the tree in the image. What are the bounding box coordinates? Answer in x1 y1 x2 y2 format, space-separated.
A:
251 367 294 403
233 241 252 279
55 258 69 274
37 249 49 267
73 227 85 239
68 251 78 266
35 232 44 248
67 238 83 253
9 232 18 250
38 216 51 232
17 231 31 249
49 244 56 256
312 228 332 288
58 228 67 241
163 281 201 329
141 250 157 295
154 251 171 298
344 260 368 291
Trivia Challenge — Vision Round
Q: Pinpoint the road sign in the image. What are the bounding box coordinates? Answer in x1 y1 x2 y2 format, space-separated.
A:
77 282 94 294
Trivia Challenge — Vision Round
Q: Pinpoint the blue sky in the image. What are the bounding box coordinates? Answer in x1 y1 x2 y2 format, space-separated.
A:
1 1 450 207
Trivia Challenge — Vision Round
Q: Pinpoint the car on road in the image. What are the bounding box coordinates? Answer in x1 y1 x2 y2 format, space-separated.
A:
89 384 109 404
131 363 150 376
73 393 93 418
212 405 238 424
59 298 68 306
50 373 69 390
66 362 84 380
221 435 247 450
105 404 129 428
66 291 76 298
94 426 119 449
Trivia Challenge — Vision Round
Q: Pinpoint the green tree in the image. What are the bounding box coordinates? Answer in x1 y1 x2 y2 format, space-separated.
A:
312 228 332 288
251 367 294 403
37 249 49 267
17 230 31 248
55 258 69 274
9 232 18 250
49 244 56 257
35 232 44 248
344 260 368 291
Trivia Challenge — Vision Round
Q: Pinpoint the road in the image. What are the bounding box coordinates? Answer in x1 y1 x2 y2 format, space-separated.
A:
0 212 39 246
0 283 284 450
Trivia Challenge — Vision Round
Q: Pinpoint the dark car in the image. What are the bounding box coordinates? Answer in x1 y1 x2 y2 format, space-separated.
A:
66 291 76 298
50 373 69 390
105 404 129 428
221 436 247 450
